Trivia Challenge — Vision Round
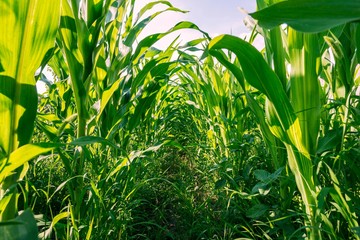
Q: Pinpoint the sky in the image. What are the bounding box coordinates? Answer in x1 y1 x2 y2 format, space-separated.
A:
134 0 257 48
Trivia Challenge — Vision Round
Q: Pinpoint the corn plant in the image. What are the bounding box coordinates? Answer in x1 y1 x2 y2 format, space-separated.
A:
209 0 360 239
179 57 245 155
175 52 272 198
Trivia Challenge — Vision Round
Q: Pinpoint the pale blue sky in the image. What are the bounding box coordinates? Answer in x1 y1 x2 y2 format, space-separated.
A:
168 0 256 36
135 0 257 47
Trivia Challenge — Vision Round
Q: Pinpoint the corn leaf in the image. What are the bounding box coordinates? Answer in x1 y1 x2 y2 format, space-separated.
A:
0 209 38 240
317 129 343 154
0 143 57 182
40 211 70 239
0 136 121 182
124 4 187 47
58 0 88 123
132 21 210 64
69 136 121 150
250 0 360 33
209 34 308 157
288 30 321 155
0 0 61 156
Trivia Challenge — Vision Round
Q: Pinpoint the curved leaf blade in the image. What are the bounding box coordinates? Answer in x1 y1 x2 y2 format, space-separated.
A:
0 209 38 240
250 0 360 33
208 34 308 156
0 0 61 154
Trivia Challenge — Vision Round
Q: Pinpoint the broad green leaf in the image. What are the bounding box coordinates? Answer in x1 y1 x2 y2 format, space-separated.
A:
285 143 315 222
317 129 342 154
246 93 277 154
209 50 245 90
254 169 271 182
246 204 269 219
208 35 308 157
0 209 38 240
97 79 121 122
0 0 61 154
288 30 321 155
250 0 360 33
0 0 60 221
254 167 283 183
0 143 58 182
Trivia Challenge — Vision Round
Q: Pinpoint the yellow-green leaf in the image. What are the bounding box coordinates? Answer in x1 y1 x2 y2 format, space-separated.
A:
0 0 61 155
208 34 309 157
0 143 58 182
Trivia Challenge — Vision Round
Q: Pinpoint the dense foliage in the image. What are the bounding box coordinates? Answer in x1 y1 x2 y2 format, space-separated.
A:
0 0 359 239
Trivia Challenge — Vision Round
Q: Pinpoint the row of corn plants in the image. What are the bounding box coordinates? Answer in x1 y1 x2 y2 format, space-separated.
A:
1 0 359 239
0 0 206 238
208 0 360 239
38 0 211 237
